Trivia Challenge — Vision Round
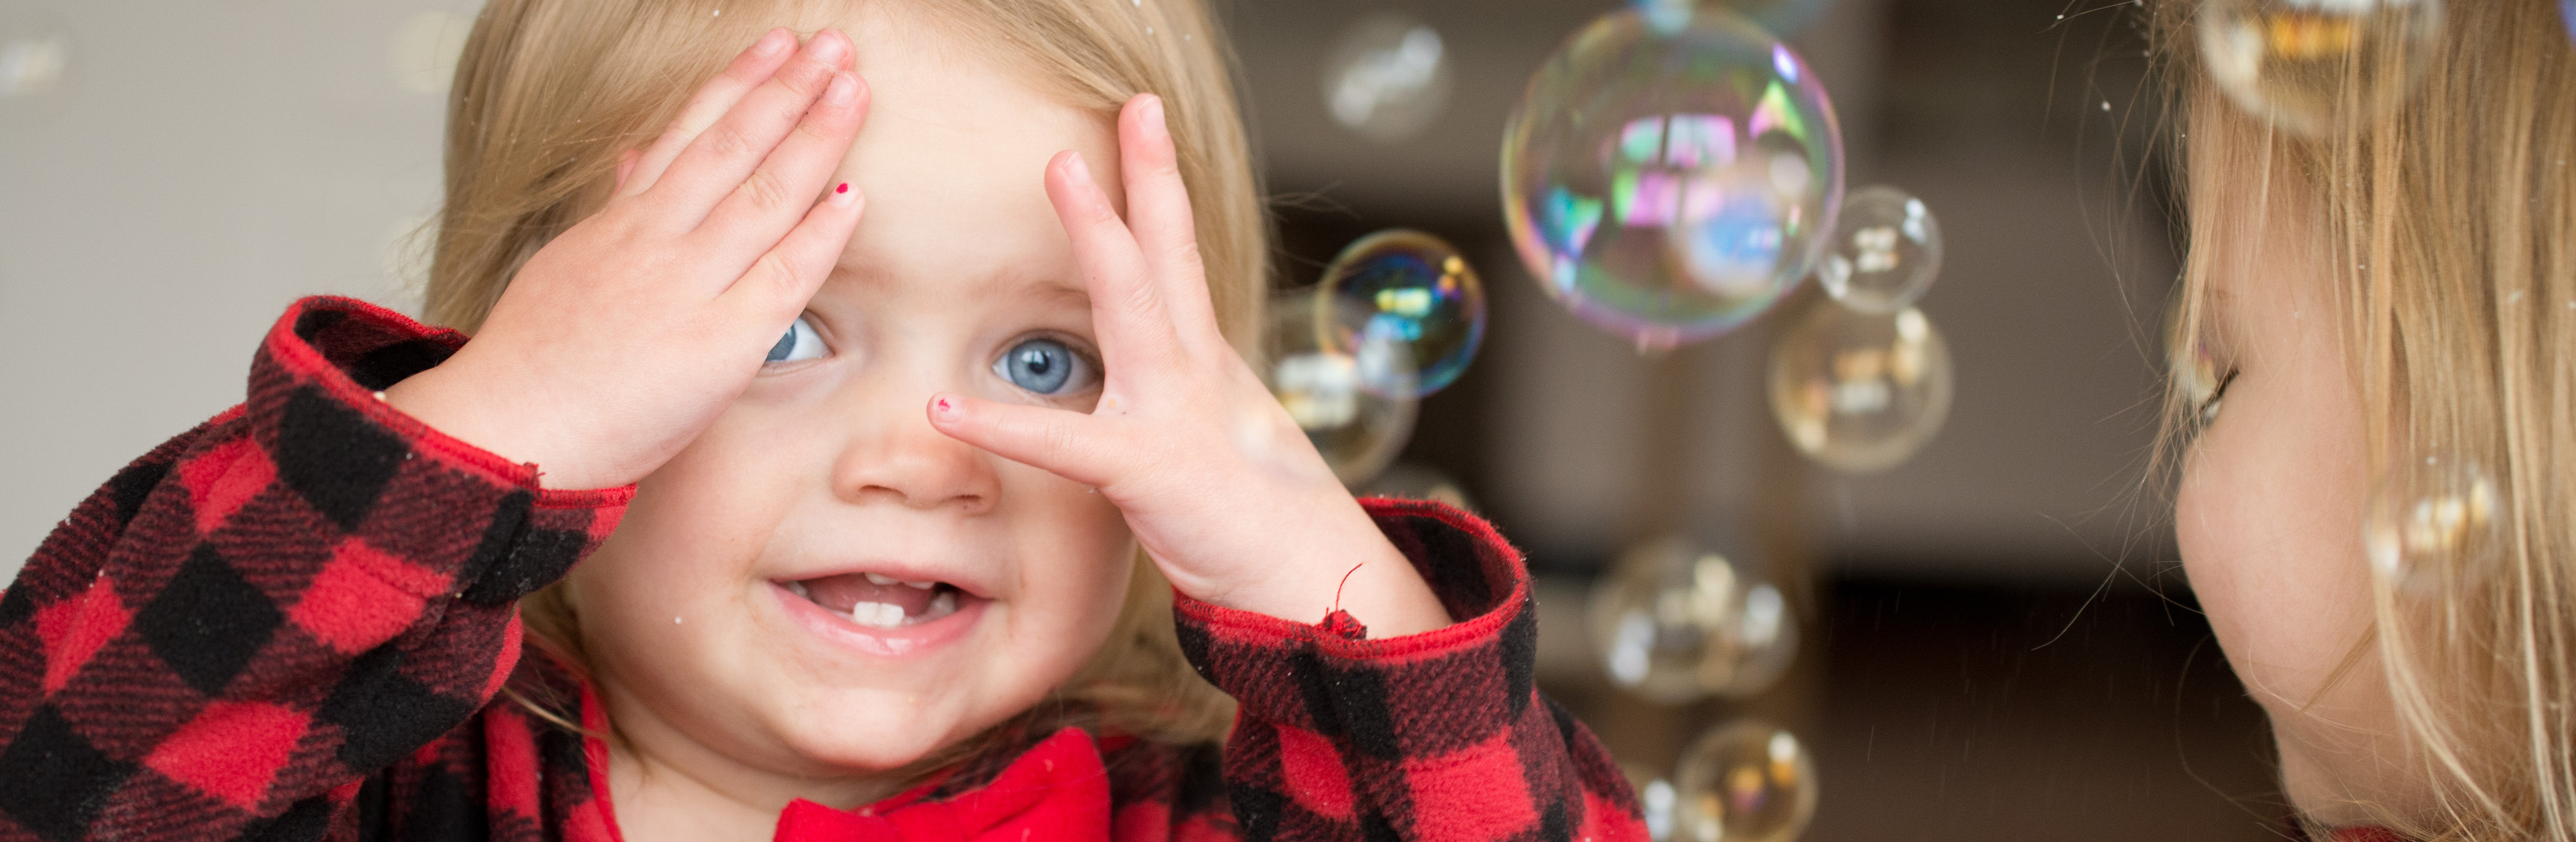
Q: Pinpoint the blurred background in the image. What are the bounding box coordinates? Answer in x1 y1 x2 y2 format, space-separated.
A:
0 0 2286 838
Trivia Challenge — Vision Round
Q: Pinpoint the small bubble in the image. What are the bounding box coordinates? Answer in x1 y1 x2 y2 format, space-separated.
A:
2364 455 2503 594
1816 186 1942 313
2197 0 2442 136
1770 301 1953 473
1587 538 1796 702
1317 229 1486 396
1673 721 1818 842
1264 293 1417 485
1322 13 1452 143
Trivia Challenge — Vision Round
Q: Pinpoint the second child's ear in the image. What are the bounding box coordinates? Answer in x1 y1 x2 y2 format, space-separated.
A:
615 149 642 191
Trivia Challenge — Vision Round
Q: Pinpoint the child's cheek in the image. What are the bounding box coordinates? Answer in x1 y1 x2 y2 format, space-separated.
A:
996 460 1135 651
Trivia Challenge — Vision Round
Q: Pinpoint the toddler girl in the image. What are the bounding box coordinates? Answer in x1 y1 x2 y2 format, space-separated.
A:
2154 1 2576 839
0 0 1640 839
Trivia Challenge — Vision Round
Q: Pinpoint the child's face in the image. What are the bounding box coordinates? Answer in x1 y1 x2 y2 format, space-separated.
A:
2173 156 2419 823
561 11 1136 791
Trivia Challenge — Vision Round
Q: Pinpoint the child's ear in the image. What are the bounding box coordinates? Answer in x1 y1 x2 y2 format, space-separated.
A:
615 149 642 191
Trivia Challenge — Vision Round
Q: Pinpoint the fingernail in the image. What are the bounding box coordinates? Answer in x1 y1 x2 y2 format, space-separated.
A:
810 29 851 65
1141 95 1167 141
932 395 960 418
824 71 857 106
829 182 856 207
754 29 791 57
1063 152 1094 187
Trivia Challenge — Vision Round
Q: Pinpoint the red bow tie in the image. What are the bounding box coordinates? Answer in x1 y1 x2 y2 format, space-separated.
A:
773 728 1112 842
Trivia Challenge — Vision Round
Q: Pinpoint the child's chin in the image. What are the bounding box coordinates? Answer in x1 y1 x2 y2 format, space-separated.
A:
767 689 975 768
783 717 953 772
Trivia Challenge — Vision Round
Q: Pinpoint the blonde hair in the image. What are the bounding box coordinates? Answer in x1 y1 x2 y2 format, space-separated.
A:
2152 1 2576 838
432 0 1259 753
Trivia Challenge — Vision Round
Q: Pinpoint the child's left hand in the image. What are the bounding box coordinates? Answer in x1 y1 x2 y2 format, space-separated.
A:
928 95 1452 638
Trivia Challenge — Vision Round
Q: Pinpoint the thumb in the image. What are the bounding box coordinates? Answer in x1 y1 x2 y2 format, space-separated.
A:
928 393 1121 488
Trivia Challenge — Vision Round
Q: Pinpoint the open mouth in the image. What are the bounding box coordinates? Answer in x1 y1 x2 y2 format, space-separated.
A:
781 572 970 629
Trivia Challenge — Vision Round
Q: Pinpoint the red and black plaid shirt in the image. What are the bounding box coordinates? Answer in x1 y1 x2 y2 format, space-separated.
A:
0 297 1644 841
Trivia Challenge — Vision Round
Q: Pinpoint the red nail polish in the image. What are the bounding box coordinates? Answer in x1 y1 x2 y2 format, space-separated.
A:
836 183 849 194
936 398 952 412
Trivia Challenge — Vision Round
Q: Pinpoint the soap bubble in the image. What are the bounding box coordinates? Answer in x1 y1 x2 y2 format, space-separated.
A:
1323 13 1452 143
1502 5 1844 350
1638 0 1835 37
1264 294 1417 486
2196 0 2443 136
0 6 75 125
2166 292 2229 426
1588 538 1799 704
1318 230 1484 397
2364 455 2503 594
1622 764 1680 841
1672 720 1818 842
1817 186 1941 314
1357 462 1476 512
1768 302 1952 473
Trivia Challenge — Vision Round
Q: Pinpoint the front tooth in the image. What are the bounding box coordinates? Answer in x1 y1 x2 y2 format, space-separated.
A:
900 580 936 590
848 601 905 628
864 572 899 586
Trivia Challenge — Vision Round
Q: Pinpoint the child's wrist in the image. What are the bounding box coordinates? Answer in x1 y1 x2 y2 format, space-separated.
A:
1199 506 1451 637
381 360 597 490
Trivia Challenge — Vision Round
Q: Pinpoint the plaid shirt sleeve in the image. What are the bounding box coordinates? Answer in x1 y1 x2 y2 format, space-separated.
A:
1172 499 1647 842
0 296 631 841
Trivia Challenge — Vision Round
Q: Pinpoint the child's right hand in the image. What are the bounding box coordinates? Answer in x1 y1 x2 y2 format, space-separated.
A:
383 28 868 490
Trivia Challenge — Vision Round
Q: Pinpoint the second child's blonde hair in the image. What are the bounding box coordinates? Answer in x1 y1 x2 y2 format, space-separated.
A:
428 0 1262 755
2153 1 2576 838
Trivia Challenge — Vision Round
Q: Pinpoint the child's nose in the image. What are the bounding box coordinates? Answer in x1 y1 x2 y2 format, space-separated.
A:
828 389 1000 514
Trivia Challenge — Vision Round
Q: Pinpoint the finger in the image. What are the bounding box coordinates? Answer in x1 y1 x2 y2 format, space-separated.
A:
649 29 855 222
692 71 869 255
716 179 864 330
623 28 797 198
1044 149 1179 377
927 392 1121 488
1117 95 1223 350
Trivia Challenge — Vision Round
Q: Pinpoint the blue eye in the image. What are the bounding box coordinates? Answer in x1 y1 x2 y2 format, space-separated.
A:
765 316 824 364
995 337 1086 394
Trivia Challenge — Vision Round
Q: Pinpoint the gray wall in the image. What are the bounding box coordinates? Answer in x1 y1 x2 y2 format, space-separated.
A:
3 1 476 573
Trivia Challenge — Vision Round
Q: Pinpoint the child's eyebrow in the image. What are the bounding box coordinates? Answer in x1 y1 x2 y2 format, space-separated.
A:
989 274 1092 311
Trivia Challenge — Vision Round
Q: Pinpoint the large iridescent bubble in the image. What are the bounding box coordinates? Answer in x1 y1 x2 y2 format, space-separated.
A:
1318 230 1485 398
1502 5 1844 350
1639 0 1835 38
2197 0 2442 136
